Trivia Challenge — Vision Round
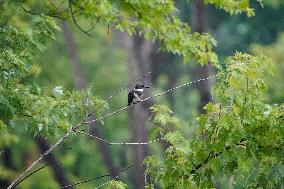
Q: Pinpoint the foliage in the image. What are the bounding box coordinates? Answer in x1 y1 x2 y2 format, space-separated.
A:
145 52 284 188
204 0 260 16
0 0 265 138
17 0 219 65
0 1 110 137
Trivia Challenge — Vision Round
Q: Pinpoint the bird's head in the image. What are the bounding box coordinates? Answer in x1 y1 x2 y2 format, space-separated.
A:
135 84 145 89
134 84 149 89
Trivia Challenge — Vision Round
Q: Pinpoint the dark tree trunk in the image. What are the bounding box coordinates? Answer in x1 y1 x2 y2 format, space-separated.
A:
61 21 119 176
191 0 213 113
119 32 153 189
0 148 16 187
35 137 73 188
89 126 119 175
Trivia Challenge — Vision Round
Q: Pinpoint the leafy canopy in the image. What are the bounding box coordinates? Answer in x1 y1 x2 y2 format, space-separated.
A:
0 0 259 138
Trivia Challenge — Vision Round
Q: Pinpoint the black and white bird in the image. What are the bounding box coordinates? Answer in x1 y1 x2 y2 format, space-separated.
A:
128 84 149 106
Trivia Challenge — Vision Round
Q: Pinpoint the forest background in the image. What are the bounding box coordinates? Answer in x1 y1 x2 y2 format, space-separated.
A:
0 0 283 188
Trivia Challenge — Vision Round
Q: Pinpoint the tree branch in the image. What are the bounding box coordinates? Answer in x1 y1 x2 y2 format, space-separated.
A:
68 0 92 37
85 74 218 125
35 137 73 188
189 138 246 175
95 175 119 189
85 72 151 119
12 163 48 188
76 130 163 145
60 164 134 188
7 127 78 189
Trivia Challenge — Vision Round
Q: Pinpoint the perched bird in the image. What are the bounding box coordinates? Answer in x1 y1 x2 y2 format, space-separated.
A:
128 84 149 106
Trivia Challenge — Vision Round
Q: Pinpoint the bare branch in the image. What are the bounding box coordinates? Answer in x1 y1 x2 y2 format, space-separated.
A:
95 175 119 189
60 164 134 188
7 126 80 189
85 72 151 119
85 74 218 125
77 130 110 144
76 130 163 145
13 163 48 188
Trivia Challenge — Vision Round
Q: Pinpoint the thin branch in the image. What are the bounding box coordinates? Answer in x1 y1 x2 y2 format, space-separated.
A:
77 130 109 144
68 0 92 37
95 175 119 189
76 130 163 145
189 138 246 175
60 164 134 188
85 74 218 125
85 72 151 119
13 163 48 188
7 126 80 189
86 16 101 33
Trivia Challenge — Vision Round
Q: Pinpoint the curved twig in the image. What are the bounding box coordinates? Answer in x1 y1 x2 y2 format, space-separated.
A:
68 0 92 37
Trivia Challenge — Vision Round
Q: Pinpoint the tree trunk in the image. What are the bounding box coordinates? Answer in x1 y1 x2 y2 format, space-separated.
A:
61 21 86 90
191 0 213 113
35 137 73 188
61 21 119 176
119 32 153 189
0 148 16 187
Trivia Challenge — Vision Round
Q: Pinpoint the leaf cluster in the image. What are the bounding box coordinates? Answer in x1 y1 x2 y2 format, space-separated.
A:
204 0 260 16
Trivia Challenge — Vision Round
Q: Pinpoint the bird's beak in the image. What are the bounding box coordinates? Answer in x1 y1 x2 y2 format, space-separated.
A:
144 86 149 88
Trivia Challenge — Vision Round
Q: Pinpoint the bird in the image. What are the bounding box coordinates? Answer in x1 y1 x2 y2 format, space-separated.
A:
128 84 149 106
